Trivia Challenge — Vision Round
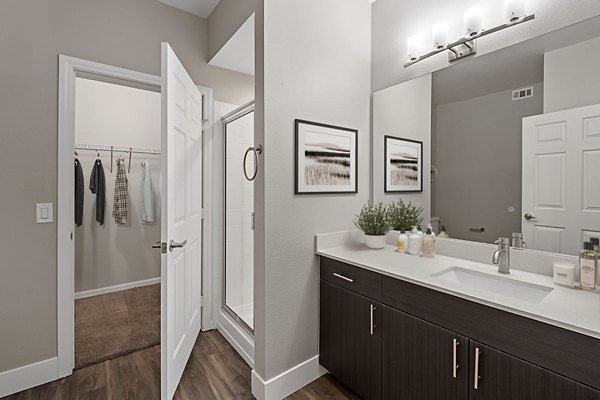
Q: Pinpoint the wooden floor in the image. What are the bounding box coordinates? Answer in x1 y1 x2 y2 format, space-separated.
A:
5 330 360 400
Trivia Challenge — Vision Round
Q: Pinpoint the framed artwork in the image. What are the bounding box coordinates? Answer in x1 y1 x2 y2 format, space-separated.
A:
295 119 358 194
384 135 423 193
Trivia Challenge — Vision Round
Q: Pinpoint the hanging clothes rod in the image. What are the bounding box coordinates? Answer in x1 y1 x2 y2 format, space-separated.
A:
74 144 161 156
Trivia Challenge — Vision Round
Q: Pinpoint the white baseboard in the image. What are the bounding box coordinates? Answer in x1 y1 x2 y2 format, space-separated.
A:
0 357 58 398
251 355 327 400
217 309 254 368
74 277 161 299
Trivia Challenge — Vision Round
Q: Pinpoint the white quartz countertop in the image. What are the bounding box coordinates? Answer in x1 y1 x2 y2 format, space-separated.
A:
317 242 600 340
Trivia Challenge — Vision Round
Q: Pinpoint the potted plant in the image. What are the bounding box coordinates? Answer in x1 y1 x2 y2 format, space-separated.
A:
354 202 390 249
387 199 424 242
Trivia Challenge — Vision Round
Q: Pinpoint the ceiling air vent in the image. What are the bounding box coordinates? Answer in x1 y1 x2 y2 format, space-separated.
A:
512 86 534 101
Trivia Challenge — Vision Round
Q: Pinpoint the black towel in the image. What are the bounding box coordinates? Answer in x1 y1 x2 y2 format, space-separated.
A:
89 159 106 225
74 158 84 227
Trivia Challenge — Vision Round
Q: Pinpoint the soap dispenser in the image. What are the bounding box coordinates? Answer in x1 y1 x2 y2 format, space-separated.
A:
397 230 408 253
438 226 450 239
421 228 436 258
579 242 598 291
408 226 422 255
427 223 436 237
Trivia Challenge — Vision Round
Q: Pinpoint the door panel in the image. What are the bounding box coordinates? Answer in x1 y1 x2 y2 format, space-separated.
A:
161 42 203 400
469 341 600 400
522 103 600 255
383 306 468 400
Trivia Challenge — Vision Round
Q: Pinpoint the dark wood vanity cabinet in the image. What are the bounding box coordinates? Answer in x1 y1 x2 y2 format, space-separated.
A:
468 341 600 400
319 256 600 400
319 280 382 400
382 306 468 400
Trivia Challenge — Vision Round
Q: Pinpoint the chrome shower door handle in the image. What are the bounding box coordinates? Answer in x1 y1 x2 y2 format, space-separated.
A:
169 239 187 252
243 145 262 181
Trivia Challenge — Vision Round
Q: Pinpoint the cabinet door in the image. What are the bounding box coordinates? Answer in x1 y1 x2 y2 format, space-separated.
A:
469 341 600 400
382 306 468 400
320 280 382 400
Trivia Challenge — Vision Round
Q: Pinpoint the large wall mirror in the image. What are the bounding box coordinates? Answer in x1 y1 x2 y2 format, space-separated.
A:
372 16 600 256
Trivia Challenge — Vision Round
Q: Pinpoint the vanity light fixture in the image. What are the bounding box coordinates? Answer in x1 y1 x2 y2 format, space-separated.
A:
404 1 534 68
432 22 449 50
464 7 483 37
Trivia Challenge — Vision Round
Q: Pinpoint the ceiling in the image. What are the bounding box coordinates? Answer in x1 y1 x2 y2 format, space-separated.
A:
156 0 220 18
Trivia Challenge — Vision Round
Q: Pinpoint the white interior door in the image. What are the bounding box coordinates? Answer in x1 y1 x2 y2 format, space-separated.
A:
522 103 600 256
161 42 203 400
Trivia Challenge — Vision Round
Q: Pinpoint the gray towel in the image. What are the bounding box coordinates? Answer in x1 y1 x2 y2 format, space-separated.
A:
74 158 84 227
89 159 106 225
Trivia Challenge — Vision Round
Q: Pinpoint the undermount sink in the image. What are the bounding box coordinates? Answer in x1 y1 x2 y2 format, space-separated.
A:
431 266 554 304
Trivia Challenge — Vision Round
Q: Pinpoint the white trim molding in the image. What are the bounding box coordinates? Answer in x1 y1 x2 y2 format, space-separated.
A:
0 358 58 398
74 277 161 300
251 356 327 400
217 309 254 368
57 55 161 380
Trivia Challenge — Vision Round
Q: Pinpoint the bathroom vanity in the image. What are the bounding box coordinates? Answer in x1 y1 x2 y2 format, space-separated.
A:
316 235 600 400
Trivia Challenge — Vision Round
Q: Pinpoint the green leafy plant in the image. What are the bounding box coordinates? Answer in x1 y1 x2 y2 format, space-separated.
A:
387 199 423 231
353 202 390 236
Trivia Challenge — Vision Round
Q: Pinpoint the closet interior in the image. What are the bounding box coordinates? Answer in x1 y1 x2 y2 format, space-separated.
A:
73 77 162 369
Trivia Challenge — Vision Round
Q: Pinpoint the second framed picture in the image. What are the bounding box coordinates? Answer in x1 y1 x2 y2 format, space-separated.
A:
384 135 423 193
295 119 358 194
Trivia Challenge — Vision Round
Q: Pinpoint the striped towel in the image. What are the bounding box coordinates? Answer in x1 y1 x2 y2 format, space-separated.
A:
112 157 128 224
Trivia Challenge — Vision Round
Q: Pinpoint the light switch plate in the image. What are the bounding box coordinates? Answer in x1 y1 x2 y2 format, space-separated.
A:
36 203 54 223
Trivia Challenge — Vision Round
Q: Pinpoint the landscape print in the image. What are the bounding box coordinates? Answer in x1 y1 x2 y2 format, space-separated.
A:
295 120 357 194
385 136 422 192
304 130 351 186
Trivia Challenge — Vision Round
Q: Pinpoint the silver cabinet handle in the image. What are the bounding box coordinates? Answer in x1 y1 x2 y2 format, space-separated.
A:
243 145 262 181
169 239 187 252
333 273 354 283
474 347 481 390
452 339 459 378
370 304 376 335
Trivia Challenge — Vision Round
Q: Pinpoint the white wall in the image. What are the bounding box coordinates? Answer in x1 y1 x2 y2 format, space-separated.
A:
372 74 432 223
74 78 161 292
254 0 371 387
225 111 255 328
372 0 600 92
544 36 600 113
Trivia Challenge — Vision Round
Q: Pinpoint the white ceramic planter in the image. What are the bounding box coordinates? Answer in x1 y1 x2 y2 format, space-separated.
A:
364 234 386 249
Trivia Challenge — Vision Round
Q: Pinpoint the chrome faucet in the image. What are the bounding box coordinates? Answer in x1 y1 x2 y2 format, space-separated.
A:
511 232 527 249
492 237 510 275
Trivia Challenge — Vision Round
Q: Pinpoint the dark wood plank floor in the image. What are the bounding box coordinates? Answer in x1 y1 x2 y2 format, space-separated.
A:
4 330 359 400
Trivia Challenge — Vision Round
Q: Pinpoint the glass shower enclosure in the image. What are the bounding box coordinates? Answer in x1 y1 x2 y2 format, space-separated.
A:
223 103 255 332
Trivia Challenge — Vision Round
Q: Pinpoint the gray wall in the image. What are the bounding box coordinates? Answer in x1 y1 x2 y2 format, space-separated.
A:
432 83 544 243
255 0 371 380
207 0 258 60
372 0 600 92
0 0 253 373
372 75 432 223
544 36 600 113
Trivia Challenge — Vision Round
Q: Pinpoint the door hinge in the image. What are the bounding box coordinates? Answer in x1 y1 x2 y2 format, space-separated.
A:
201 208 206 220
200 295 204 307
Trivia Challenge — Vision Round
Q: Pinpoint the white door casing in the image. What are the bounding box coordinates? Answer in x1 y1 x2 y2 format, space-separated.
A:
161 43 203 400
522 103 600 256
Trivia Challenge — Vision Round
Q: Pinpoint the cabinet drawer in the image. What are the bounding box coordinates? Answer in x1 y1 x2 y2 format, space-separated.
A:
320 257 382 301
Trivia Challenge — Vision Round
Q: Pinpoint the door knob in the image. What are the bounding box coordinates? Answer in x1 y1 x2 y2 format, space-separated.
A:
169 239 187 252
523 213 537 221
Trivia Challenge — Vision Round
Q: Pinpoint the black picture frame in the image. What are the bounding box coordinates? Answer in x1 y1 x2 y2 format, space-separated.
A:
294 119 358 195
384 135 423 193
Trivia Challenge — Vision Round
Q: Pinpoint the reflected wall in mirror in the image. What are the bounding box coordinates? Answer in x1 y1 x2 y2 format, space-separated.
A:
372 16 600 256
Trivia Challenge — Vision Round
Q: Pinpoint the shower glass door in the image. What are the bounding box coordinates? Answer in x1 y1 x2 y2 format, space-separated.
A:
224 105 254 331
